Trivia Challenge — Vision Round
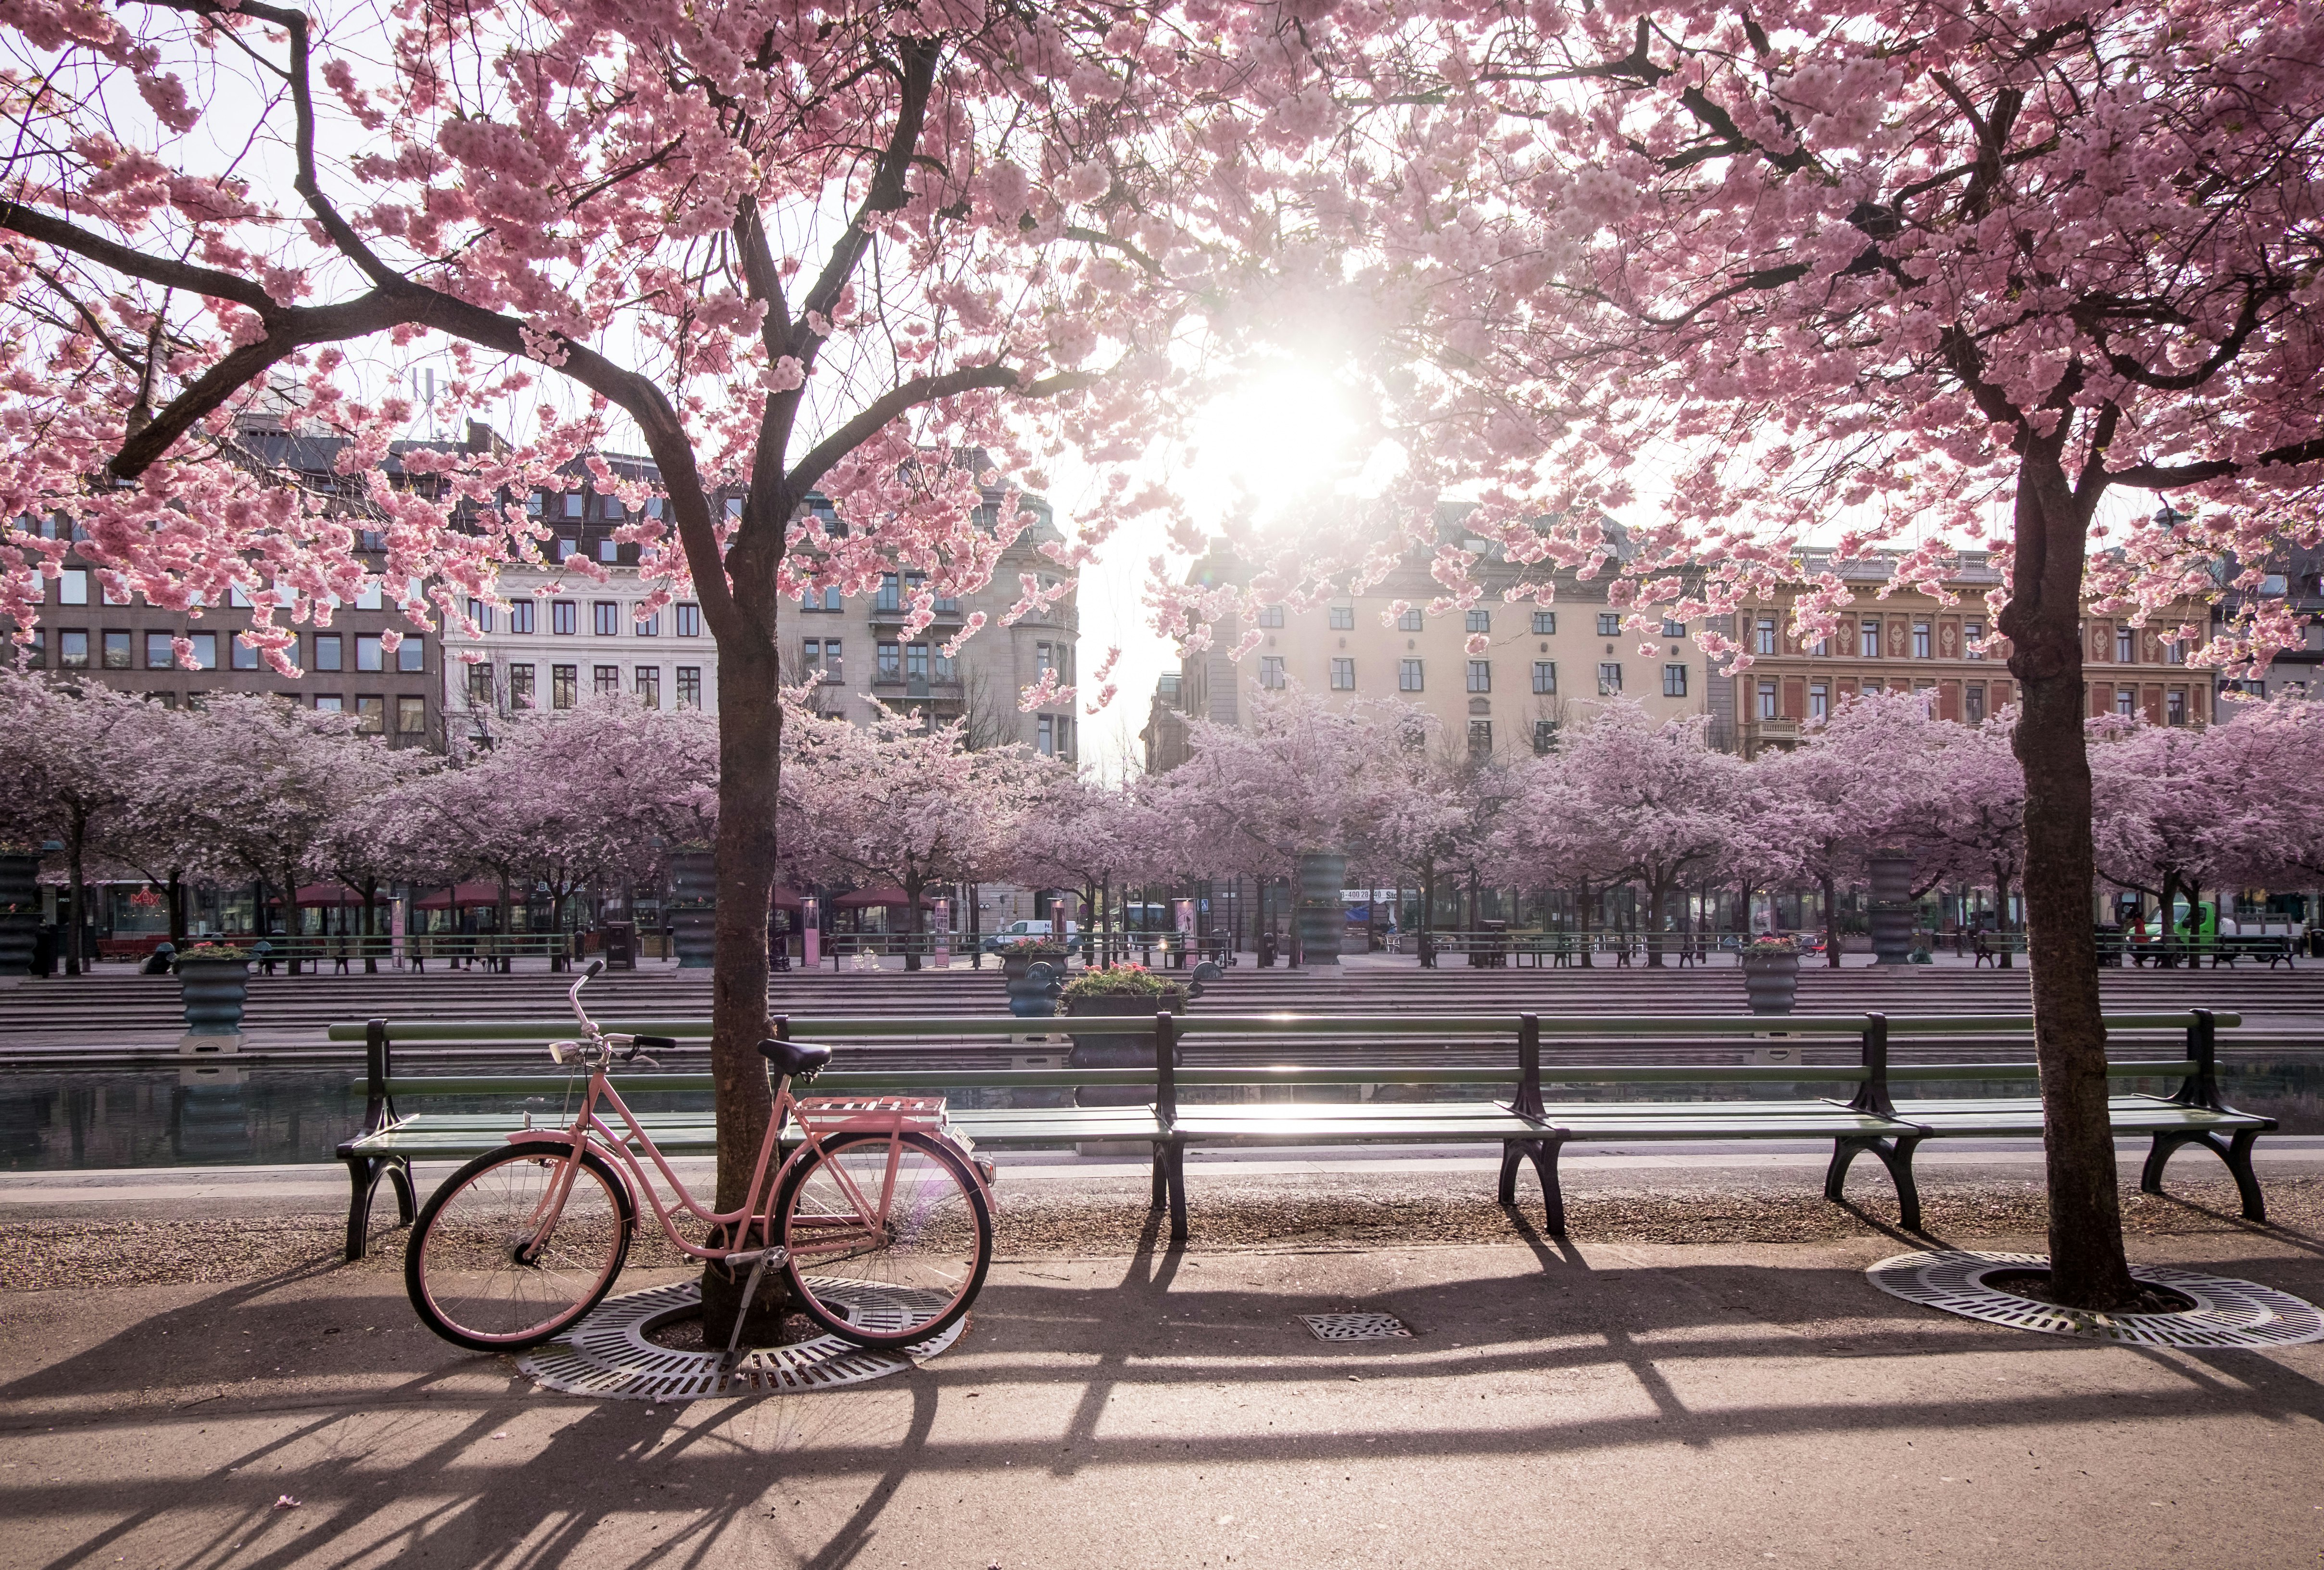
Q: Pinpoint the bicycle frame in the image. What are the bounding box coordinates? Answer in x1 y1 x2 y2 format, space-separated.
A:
513 966 960 1273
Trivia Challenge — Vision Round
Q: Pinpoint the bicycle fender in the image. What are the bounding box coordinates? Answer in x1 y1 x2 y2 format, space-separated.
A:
502 1128 585 1150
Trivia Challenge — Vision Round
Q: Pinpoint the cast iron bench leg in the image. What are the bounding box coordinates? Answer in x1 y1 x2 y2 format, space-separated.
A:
340 1153 417 1261
1165 1141 1188 1242
2141 1128 2266 1221
1497 1135 1567 1233
1826 1135 1925 1231
1149 1140 1168 1213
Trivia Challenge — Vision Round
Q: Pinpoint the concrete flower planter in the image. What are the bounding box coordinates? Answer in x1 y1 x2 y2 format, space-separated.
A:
0 852 38 977
176 955 252 1049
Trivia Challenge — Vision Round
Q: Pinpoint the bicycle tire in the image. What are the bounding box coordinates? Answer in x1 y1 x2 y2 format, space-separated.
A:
775 1129 993 1349
405 1139 636 1352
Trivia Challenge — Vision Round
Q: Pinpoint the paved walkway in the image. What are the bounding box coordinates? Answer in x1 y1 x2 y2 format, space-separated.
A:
3 1151 2323 1567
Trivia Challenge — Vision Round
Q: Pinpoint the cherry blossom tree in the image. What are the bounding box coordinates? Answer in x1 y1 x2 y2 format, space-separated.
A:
0 0 1357 1335
780 702 1038 968
1752 691 1944 967
1504 703 1745 966
1006 770 1173 960
2088 718 2245 963
0 669 163 971
1913 713 2031 965
2199 697 2324 899
1151 0 2324 1308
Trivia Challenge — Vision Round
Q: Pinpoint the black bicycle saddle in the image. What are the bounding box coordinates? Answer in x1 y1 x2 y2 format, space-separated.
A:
757 1037 833 1080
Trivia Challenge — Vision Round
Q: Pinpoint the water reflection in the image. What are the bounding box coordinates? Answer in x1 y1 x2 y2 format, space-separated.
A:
0 1056 2317 1171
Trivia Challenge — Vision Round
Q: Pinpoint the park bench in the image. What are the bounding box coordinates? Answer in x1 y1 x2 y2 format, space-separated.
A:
330 1007 2269 1258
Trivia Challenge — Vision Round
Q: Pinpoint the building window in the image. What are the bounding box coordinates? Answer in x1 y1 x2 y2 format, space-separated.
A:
1756 616 1778 655
1533 719 1558 754
1810 681 1831 721
2166 689 2186 726
597 537 619 563
467 598 495 633
561 492 583 519
1466 659 1491 693
877 642 901 681
594 664 620 696
102 630 132 670
636 611 660 637
102 577 132 606
2114 688 2136 717
1259 655 1286 689
906 643 931 683
356 634 383 671
1329 657 1355 691
552 664 577 709
1399 658 1424 692
1037 713 1067 757
1913 622 1932 658
1257 605 1285 628
354 695 386 734
677 667 702 707
1468 719 1492 758
468 663 495 706
230 636 259 671
2116 627 2135 663
510 664 535 708
1662 664 1688 697
58 629 89 668
1963 684 1983 724
1757 678 1779 719
1532 661 1556 695
1598 613 1622 638
1465 608 1490 634
1597 662 1623 695
821 639 843 680
1966 620 1986 659
1329 606 1354 630
1861 620 1882 658
510 600 536 635
593 601 620 636
2165 637 2186 666
552 600 578 635
803 637 827 677
395 696 426 734
1397 608 1423 632
57 568 88 606
876 574 901 612
397 637 423 673
315 695 343 712
314 633 343 671
636 667 661 708
676 602 701 637
1532 611 1557 635
1663 619 1687 639
187 632 217 670
557 538 578 562
145 631 175 669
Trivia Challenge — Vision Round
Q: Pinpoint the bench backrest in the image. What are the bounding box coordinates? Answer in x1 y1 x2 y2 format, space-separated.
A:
348 1007 2236 1132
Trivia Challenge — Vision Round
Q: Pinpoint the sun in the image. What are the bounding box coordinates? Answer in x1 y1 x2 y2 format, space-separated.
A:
1186 365 1368 517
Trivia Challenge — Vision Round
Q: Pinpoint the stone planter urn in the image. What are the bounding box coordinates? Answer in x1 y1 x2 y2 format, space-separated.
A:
667 850 717 969
1295 851 1348 967
1741 949 1801 1014
1005 958 1065 1018
176 952 252 1048
0 851 39 977
1065 985 1187 1152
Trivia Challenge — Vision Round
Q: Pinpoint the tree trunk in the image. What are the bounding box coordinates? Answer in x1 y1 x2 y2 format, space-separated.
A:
902 868 924 972
167 871 187 948
1646 874 1667 967
1821 868 1841 968
699 642 786 1344
281 862 303 975
2002 455 2136 1310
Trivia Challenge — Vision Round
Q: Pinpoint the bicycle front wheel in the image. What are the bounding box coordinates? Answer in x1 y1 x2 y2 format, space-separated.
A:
776 1130 994 1349
405 1140 635 1352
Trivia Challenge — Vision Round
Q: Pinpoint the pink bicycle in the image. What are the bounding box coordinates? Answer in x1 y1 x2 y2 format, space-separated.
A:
403 962 995 1355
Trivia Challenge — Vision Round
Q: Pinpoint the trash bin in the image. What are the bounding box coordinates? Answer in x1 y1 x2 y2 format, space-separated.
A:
1257 929 1278 967
602 919 637 971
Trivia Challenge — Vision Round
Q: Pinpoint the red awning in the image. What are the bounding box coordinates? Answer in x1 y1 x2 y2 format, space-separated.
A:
770 886 808 910
833 886 936 909
415 881 510 910
292 883 368 906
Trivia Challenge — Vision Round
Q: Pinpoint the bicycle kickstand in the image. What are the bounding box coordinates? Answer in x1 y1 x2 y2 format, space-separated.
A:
716 1246 782 1393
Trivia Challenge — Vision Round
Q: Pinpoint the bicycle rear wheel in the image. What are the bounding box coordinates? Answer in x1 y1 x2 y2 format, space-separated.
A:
405 1140 635 1352
776 1130 993 1349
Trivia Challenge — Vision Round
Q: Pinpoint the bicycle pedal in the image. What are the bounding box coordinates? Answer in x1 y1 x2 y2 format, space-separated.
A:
722 1246 787 1270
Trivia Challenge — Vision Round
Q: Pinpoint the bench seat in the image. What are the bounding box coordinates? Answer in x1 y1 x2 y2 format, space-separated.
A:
1893 1093 2270 1139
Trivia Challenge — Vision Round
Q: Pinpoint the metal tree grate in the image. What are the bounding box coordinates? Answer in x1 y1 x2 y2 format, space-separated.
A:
1868 1251 2324 1349
1300 1311 1415 1342
518 1278 966 1402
